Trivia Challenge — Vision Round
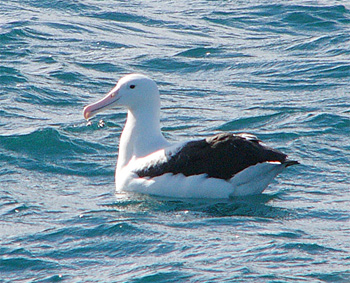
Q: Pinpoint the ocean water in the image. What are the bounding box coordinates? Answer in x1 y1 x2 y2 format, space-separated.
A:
1 0 350 282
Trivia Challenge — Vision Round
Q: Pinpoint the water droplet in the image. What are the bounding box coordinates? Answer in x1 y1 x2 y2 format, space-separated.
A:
98 119 105 128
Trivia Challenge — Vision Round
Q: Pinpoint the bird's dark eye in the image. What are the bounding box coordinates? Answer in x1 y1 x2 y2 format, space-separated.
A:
130 84 135 89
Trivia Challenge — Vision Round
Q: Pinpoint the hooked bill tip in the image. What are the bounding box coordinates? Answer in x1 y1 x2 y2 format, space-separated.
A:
83 107 92 120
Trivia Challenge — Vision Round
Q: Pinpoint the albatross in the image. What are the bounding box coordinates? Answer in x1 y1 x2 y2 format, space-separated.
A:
83 74 298 198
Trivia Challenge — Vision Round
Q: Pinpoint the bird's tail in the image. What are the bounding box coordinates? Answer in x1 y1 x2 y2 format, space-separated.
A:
283 160 299 167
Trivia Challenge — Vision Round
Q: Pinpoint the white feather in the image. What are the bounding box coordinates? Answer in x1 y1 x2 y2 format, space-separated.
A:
229 162 285 196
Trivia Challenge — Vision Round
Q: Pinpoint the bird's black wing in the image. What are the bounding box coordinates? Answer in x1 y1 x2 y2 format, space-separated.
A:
136 133 289 180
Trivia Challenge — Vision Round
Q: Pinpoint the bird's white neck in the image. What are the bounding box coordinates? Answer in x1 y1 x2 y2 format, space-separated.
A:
116 107 169 172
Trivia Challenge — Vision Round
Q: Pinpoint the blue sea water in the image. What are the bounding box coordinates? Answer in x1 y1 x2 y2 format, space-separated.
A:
1 0 350 282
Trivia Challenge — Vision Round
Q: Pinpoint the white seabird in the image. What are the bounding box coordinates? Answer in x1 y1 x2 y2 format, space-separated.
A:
83 74 298 198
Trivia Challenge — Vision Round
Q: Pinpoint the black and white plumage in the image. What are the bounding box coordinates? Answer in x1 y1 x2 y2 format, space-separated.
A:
136 133 298 180
83 74 298 198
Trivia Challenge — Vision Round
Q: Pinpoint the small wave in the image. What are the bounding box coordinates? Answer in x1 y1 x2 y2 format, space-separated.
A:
303 113 350 132
0 127 114 176
175 47 222 58
0 66 24 76
286 33 350 53
28 0 93 13
308 271 350 283
136 57 195 73
282 5 349 29
128 271 191 283
1 203 33 216
204 4 349 36
0 68 27 85
28 221 141 244
0 256 57 272
46 22 92 35
88 11 151 33
0 27 29 44
16 85 81 106
282 242 343 254
259 230 306 239
216 112 285 131
75 62 123 73
315 64 350 79
0 127 89 156
49 69 88 83
283 11 336 30
91 11 152 25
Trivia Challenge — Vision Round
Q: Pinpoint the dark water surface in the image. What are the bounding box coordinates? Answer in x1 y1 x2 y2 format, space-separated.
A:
1 0 350 282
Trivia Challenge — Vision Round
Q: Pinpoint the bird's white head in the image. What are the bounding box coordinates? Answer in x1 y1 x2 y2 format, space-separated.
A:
83 74 160 120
